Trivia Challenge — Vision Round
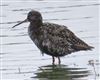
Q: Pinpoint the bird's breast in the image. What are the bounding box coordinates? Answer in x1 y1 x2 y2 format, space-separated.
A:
28 26 42 48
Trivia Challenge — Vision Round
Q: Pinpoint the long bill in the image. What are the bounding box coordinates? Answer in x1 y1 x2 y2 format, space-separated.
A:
12 19 28 28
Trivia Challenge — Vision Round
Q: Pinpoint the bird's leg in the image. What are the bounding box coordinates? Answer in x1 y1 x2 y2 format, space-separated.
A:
58 57 61 64
52 56 55 65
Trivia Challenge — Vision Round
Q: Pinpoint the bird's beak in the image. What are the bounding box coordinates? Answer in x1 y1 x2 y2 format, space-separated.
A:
12 19 28 28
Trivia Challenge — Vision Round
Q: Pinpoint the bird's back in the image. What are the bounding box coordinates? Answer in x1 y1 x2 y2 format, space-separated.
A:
30 22 94 57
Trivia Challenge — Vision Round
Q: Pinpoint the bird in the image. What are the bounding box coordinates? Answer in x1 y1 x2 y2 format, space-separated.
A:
12 10 94 64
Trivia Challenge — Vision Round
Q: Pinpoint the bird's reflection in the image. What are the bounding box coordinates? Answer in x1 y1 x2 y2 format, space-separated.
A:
31 64 90 80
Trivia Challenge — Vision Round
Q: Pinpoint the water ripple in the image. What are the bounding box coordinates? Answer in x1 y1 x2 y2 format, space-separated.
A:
32 64 90 80
2 42 31 45
0 16 92 25
0 34 27 38
0 21 23 24
12 8 32 12
42 3 100 10
0 4 8 6
44 16 92 21
11 3 100 13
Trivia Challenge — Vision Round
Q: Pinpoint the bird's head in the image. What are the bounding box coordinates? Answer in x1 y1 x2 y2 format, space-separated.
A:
12 10 42 28
27 10 42 22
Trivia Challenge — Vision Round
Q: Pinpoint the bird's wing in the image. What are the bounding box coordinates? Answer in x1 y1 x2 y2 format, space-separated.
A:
41 23 93 55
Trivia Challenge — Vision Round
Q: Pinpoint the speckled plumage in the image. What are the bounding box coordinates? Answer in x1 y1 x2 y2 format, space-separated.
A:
28 22 93 57
13 10 94 64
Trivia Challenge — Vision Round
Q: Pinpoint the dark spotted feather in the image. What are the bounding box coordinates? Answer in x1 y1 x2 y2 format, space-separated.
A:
34 22 94 57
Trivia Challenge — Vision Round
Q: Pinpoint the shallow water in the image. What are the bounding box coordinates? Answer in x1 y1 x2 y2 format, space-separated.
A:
0 1 100 80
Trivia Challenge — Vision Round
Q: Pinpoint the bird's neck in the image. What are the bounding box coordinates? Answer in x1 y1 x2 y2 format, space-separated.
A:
29 21 42 32
28 21 42 42
32 19 42 26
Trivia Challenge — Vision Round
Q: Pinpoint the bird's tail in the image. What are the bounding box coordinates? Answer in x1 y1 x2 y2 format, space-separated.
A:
72 44 94 51
87 46 94 50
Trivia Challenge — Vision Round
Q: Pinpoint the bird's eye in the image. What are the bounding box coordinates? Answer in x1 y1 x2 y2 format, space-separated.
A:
28 12 33 16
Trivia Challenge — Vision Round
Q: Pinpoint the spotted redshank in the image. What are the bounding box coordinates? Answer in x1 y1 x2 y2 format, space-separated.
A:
12 10 94 64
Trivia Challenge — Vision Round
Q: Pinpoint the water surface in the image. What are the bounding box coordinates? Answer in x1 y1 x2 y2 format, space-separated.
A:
0 1 100 80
